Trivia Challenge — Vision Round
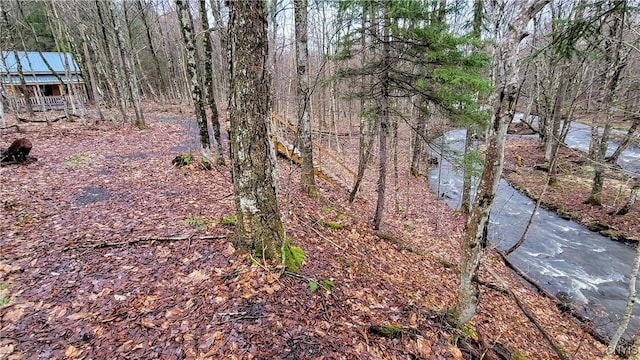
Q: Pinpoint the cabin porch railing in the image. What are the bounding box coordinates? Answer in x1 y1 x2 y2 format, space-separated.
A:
7 94 87 112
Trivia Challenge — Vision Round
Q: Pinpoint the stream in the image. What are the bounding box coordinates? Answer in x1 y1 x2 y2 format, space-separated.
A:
428 119 640 340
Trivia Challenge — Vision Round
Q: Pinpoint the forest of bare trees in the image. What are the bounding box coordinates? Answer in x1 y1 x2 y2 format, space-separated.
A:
2 0 640 356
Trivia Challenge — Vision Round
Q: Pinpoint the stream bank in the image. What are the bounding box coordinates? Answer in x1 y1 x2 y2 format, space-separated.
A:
503 137 639 243
428 127 640 343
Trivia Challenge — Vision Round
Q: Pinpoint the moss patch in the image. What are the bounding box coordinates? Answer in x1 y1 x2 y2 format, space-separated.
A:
283 242 305 273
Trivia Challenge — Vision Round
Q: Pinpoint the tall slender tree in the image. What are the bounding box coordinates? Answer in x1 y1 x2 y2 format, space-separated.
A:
176 0 212 161
373 7 390 230
96 0 128 122
137 0 166 102
449 0 551 327
109 1 146 128
586 0 628 206
199 0 225 165
294 0 316 195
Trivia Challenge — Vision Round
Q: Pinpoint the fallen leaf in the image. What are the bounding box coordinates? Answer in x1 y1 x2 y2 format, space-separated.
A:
0 344 14 356
64 345 83 358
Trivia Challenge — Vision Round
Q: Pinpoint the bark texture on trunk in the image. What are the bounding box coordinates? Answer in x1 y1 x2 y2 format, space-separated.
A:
110 1 145 128
294 0 316 194
137 0 166 100
228 0 284 260
587 0 626 206
199 0 225 165
605 232 640 357
373 9 390 230
607 118 639 164
176 0 211 158
410 100 427 177
449 0 551 327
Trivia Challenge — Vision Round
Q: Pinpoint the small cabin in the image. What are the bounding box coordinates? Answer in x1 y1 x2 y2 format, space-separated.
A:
1 51 87 112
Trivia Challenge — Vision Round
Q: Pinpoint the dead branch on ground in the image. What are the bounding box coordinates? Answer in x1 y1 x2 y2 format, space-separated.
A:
62 234 228 251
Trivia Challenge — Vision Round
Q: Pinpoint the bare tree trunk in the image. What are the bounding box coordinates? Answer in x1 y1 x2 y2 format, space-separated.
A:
586 0 626 206
604 236 640 358
0 88 5 129
209 0 229 102
268 0 279 113
547 65 570 186
615 178 639 216
80 36 104 122
117 1 145 128
176 0 212 161
410 98 427 177
96 0 127 122
373 9 390 230
294 0 316 195
199 0 225 165
227 0 285 260
449 0 551 327
0 7 35 118
349 6 378 203
137 0 166 101
460 0 483 215
607 118 639 164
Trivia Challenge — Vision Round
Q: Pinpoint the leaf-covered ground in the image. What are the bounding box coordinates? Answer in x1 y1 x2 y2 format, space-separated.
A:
504 137 639 242
1 107 610 359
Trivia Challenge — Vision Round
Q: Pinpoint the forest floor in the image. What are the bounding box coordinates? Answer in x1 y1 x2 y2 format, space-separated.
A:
0 105 614 359
503 134 639 243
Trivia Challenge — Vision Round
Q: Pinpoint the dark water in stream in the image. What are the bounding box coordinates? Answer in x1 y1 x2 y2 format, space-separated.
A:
428 120 639 340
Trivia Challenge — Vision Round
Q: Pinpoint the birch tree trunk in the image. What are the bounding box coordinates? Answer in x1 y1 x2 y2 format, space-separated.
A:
449 0 551 327
615 178 639 216
294 0 316 195
176 0 212 160
199 0 225 165
460 0 483 214
228 0 285 260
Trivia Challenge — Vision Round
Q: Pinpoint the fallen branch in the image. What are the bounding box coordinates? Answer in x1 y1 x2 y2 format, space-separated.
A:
17 114 80 123
0 124 21 133
484 265 569 360
293 213 346 251
492 250 628 357
63 234 227 251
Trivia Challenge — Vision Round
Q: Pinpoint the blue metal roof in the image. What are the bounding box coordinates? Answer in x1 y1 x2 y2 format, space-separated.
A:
2 74 83 85
0 51 81 74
